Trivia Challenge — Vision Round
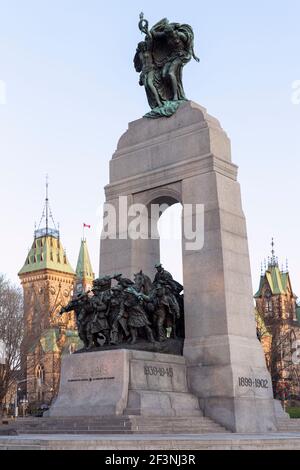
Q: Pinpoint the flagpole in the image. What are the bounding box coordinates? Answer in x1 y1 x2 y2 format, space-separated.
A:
82 223 90 240
82 223 84 241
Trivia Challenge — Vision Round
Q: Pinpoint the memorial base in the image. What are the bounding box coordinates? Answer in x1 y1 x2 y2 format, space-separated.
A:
48 349 202 418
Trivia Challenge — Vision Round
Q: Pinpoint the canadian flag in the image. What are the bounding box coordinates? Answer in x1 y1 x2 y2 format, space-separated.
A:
83 223 91 229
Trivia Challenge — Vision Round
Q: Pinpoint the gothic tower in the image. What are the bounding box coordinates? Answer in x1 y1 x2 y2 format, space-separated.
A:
255 239 300 401
18 181 81 406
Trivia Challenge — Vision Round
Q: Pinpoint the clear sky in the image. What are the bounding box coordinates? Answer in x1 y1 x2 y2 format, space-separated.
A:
0 0 299 296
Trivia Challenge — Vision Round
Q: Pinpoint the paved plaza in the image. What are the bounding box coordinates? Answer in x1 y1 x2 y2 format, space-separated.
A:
1 432 300 450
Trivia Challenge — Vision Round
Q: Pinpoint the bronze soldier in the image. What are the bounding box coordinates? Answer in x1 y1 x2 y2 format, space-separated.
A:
153 263 173 285
153 264 183 304
164 283 181 339
122 287 155 345
90 276 112 346
60 292 93 349
150 283 173 342
109 285 129 345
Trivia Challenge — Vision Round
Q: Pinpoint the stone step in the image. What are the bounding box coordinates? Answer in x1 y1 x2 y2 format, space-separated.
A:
0 443 42 450
10 415 230 435
14 421 225 429
11 428 226 435
277 418 300 421
278 422 300 426
12 430 226 435
13 416 219 425
276 419 300 433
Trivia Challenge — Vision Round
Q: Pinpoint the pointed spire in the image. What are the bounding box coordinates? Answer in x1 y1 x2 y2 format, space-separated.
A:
271 237 275 257
269 237 278 267
35 176 59 239
45 173 49 234
75 239 94 284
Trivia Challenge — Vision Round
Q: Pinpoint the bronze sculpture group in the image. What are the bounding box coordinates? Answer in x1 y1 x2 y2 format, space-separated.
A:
58 14 199 349
134 13 199 118
60 265 184 350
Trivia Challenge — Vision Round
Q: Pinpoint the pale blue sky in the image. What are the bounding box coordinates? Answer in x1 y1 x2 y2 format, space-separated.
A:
0 1 299 295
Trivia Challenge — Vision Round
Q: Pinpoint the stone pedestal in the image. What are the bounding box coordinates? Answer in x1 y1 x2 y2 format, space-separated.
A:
99 101 277 432
49 350 202 418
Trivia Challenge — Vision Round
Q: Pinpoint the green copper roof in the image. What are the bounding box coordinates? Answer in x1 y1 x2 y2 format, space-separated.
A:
29 328 60 354
255 309 271 338
18 235 75 276
254 265 292 298
75 239 94 281
281 273 289 291
29 328 83 354
266 267 285 294
254 275 265 298
61 330 84 355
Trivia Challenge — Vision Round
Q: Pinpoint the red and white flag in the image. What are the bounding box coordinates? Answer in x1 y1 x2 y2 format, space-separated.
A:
83 223 91 229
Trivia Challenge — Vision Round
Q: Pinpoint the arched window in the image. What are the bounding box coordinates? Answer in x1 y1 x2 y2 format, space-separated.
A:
36 364 44 387
264 289 273 315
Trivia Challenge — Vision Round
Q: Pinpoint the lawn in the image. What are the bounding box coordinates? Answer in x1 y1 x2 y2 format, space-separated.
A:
287 407 300 419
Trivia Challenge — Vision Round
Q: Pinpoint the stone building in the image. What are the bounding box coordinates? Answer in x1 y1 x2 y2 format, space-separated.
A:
255 241 300 402
18 186 94 407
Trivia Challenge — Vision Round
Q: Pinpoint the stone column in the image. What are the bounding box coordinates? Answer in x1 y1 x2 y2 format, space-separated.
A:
182 169 277 432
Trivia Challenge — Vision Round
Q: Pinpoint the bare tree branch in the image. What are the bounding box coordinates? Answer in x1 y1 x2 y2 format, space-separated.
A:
0 274 24 410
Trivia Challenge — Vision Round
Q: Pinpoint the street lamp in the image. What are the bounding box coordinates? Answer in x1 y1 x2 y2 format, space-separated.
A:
20 396 29 417
14 377 35 418
14 387 21 418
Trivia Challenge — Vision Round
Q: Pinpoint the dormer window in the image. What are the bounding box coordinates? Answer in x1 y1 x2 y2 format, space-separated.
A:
264 298 273 315
265 289 272 299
